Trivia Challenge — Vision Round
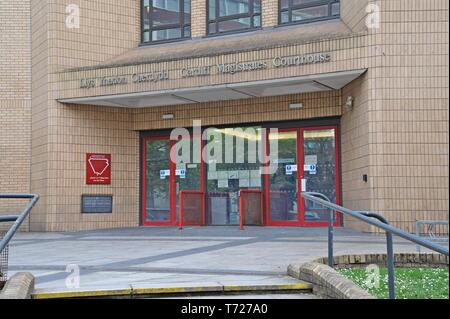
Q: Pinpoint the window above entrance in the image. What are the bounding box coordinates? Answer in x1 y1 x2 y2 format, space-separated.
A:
141 0 191 44
207 0 262 36
279 0 340 25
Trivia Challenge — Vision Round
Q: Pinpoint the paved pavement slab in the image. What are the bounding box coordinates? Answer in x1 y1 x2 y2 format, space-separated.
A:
7 226 423 293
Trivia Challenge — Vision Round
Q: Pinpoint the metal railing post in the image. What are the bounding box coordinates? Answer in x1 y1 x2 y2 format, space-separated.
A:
359 211 395 299
179 190 184 230
415 220 420 253
386 231 395 299
303 192 334 267
415 220 449 253
328 208 334 268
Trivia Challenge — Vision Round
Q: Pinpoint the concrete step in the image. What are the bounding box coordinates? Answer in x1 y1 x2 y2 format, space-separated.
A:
32 281 313 299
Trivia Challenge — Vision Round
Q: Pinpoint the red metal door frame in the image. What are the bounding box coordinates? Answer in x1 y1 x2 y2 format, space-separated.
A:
264 126 341 227
142 135 204 227
142 126 340 228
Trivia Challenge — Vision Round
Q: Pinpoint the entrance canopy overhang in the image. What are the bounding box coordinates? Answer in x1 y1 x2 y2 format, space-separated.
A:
58 69 366 108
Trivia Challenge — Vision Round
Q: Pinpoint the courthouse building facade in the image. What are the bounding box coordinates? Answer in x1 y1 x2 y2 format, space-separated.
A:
0 0 448 232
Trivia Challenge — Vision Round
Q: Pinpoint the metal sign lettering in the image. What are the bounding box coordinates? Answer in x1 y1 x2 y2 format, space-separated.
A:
80 53 332 89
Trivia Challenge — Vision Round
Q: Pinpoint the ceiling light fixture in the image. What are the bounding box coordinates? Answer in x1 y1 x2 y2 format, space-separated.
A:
162 113 174 120
289 103 304 110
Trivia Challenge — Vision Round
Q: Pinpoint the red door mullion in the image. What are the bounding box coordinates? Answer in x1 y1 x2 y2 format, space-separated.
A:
169 139 177 226
199 137 206 226
141 138 148 226
264 129 270 226
297 128 305 226
333 127 341 227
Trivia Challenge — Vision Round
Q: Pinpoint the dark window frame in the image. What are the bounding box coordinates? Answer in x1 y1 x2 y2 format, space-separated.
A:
278 0 340 26
141 0 191 45
206 0 262 36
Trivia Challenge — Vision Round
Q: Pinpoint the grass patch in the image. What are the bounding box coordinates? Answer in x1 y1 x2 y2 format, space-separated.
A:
338 267 449 299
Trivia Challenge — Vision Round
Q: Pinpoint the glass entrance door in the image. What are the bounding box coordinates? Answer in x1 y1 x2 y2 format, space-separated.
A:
205 127 263 225
267 130 300 225
174 136 204 223
142 137 174 225
300 127 340 226
143 136 204 226
266 126 340 226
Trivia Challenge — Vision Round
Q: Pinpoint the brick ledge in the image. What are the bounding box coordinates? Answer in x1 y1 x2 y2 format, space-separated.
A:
0 272 35 299
288 253 449 299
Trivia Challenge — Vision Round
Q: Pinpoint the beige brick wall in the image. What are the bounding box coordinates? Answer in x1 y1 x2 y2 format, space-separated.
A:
340 0 449 233
49 0 139 71
30 0 50 231
43 104 139 231
0 0 32 231
191 0 207 37
262 0 278 28
365 0 449 233
29 0 141 231
341 73 372 232
133 91 342 130
340 0 369 32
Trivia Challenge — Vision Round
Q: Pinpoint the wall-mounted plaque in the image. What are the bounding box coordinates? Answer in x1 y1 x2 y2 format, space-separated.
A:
86 153 111 185
81 195 113 214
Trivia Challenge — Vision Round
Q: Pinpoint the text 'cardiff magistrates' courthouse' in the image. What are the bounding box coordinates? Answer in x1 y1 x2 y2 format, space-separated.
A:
0 0 448 233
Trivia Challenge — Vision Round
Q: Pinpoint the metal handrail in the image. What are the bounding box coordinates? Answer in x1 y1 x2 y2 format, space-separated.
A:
0 194 39 254
415 220 449 253
301 192 449 299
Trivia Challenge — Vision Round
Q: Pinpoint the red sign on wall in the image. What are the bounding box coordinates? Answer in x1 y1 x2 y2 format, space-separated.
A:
86 153 111 185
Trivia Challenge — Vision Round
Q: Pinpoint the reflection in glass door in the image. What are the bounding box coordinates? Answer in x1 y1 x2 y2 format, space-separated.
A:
205 127 263 225
266 126 340 226
175 136 203 221
143 138 173 225
267 130 299 225
143 136 204 226
300 127 340 226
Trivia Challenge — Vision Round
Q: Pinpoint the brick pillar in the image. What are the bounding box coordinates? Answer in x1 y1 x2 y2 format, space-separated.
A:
191 0 207 38
262 0 278 28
